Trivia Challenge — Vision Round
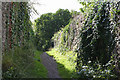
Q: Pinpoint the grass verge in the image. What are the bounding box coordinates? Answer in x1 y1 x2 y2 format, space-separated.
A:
26 50 48 78
46 48 78 78
3 47 48 78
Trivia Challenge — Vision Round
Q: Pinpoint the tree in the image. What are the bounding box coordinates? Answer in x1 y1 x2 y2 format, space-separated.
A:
34 9 72 51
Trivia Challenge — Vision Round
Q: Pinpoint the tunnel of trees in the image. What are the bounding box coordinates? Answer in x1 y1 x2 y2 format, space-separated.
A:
1 1 120 79
34 9 72 51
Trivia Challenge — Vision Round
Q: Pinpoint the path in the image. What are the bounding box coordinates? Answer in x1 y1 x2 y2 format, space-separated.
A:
40 52 61 78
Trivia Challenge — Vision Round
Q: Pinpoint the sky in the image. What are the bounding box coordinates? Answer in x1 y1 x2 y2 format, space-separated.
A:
30 0 82 22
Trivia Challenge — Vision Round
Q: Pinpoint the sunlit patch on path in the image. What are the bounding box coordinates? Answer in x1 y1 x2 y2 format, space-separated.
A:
40 52 61 78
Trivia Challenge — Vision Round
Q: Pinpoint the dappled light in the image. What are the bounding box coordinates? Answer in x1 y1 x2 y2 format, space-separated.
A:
1 0 120 80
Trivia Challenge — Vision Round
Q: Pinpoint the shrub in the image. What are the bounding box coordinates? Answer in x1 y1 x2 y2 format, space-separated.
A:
2 41 35 78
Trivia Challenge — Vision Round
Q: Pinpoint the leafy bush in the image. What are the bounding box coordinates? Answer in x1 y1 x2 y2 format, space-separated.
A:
76 2 118 79
34 9 72 51
77 57 117 79
51 2 119 79
52 14 84 54
2 41 35 78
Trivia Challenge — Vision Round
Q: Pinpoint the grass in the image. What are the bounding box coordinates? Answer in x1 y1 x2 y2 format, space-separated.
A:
3 47 48 78
46 48 78 78
30 50 48 78
23 50 48 78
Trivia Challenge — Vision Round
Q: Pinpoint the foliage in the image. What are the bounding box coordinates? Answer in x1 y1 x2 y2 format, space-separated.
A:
114 1 120 77
2 1 119 79
71 10 80 17
2 46 48 78
76 2 118 79
76 54 117 79
46 48 77 78
52 13 84 54
52 23 70 54
77 2 115 65
2 42 35 78
2 2 40 78
51 1 119 79
3 2 34 51
30 50 48 78
34 9 72 51
78 1 99 17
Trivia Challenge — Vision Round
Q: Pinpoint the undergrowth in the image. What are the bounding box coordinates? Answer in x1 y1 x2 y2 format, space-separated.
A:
2 44 47 78
46 48 78 78
47 48 118 79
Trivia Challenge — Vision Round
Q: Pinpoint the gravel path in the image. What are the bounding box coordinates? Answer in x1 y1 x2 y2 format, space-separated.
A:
40 52 61 78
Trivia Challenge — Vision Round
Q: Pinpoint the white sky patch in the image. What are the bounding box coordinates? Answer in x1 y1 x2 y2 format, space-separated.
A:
30 0 82 22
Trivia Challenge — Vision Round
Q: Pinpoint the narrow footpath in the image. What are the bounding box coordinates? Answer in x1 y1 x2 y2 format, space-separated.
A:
40 52 61 78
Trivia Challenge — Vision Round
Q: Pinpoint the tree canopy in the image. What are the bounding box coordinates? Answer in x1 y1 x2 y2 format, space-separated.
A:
34 9 72 51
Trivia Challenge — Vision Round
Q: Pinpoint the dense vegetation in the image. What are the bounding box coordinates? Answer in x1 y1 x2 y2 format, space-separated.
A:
2 1 120 80
76 2 118 79
34 9 72 51
50 1 120 79
2 2 47 78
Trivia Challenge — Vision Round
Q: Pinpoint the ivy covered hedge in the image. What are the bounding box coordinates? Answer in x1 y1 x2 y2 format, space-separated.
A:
2 2 34 52
52 14 84 54
52 2 120 79
2 2 35 78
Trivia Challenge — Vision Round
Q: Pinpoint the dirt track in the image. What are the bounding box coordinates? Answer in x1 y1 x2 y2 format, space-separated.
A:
40 52 61 78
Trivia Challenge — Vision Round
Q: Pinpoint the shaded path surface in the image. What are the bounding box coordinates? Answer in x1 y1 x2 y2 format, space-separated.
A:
40 52 61 78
